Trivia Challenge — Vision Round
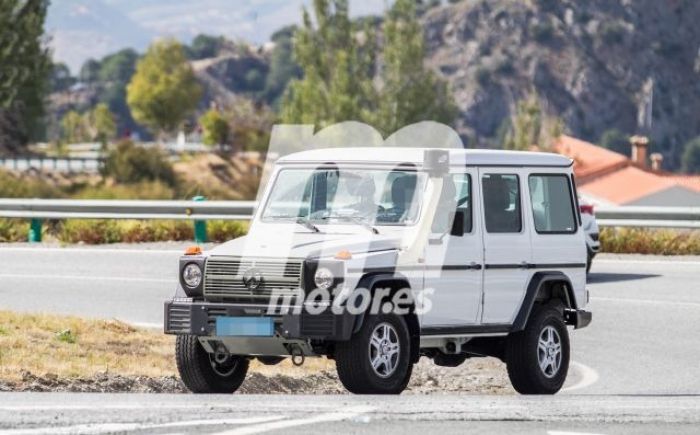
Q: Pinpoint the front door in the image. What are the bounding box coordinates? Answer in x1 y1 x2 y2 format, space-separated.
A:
421 171 484 327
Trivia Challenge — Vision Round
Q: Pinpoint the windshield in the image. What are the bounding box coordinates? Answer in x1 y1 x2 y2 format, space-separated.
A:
261 167 426 226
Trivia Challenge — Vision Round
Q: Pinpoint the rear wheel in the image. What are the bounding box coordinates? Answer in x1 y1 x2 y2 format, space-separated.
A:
505 306 569 394
175 335 249 394
335 313 413 394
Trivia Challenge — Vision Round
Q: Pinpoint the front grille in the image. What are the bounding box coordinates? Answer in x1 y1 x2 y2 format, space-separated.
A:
204 256 303 301
167 304 191 333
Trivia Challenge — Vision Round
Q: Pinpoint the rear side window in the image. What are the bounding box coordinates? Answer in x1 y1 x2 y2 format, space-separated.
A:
528 174 577 234
482 174 521 233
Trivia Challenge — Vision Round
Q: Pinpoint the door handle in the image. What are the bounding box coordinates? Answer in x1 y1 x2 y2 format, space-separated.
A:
519 261 534 269
469 262 482 270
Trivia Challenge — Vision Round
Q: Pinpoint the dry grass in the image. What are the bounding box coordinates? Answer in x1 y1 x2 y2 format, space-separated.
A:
600 227 700 255
0 311 332 383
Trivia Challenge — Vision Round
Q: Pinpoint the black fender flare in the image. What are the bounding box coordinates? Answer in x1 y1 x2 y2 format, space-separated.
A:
511 271 577 332
350 272 420 363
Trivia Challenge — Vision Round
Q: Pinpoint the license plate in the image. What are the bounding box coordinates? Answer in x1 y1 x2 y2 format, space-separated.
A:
215 317 274 337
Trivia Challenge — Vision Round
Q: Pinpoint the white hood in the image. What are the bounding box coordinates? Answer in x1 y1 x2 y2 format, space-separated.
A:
207 229 402 260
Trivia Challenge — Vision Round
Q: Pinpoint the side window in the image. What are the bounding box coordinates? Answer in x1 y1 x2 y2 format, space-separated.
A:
482 174 522 233
430 174 472 234
528 174 577 234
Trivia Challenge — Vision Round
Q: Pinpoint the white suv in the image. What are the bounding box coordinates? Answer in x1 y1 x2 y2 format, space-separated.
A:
165 148 591 395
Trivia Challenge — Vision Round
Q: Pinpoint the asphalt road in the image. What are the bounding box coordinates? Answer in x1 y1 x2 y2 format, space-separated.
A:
0 245 699 434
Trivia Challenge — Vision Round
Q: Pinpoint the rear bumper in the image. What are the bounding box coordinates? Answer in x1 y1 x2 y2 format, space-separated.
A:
164 299 355 341
564 308 592 329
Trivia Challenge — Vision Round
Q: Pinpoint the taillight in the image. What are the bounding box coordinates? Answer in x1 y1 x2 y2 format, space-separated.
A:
580 204 595 215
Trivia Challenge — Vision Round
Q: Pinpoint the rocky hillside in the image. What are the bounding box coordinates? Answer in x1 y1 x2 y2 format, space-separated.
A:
424 0 700 168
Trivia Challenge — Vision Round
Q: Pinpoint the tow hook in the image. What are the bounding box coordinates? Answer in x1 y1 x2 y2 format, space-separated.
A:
290 345 305 366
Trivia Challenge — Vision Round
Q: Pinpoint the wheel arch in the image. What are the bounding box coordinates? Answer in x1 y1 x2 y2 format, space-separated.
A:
511 272 577 332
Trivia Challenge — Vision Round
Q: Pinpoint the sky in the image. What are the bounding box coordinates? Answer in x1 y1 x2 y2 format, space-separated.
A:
46 0 388 72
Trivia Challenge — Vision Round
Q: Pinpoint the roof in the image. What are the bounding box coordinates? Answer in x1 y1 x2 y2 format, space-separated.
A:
553 135 628 181
278 147 573 168
577 166 677 204
663 175 700 193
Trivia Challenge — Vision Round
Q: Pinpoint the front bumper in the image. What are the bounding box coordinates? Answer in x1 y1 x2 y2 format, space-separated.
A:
164 299 355 341
564 308 592 329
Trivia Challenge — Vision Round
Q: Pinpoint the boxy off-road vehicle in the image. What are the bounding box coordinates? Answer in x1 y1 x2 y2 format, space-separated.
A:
165 148 591 395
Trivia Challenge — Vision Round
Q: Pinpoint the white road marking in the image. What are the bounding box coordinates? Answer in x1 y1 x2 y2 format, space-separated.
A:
596 259 700 266
212 406 375 435
593 296 700 308
561 361 600 393
0 416 286 435
0 273 174 283
0 247 184 255
548 431 605 435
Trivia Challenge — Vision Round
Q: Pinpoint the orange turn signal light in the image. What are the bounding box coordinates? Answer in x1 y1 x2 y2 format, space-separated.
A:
334 250 352 260
185 246 202 256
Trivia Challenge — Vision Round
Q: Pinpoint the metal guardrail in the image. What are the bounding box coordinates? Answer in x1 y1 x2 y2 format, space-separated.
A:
595 206 700 229
0 199 256 221
0 200 697 243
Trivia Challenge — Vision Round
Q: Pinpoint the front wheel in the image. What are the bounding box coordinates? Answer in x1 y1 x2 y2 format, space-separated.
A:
505 306 570 394
335 313 413 394
175 335 249 394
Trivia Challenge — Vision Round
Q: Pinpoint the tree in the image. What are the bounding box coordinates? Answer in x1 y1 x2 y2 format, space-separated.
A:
126 39 202 137
0 0 51 151
503 92 563 151
187 34 226 60
87 103 117 145
375 0 457 135
102 140 176 186
281 0 377 127
199 108 229 146
682 137 700 174
61 110 88 144
599 128 630 156
50 63 76 93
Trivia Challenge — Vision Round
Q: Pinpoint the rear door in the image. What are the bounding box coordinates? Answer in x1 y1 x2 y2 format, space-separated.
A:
479 168 533 325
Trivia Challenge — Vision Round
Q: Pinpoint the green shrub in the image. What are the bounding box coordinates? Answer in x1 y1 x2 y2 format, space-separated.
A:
55 329 77 344
531 21 554 43
599 21 625 45
58 220 122 244
0 219 29 242
601 228 700 255
102 140 177 186
208 220 249 242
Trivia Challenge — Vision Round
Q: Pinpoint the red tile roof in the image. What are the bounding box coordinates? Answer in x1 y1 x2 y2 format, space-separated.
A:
553 135 700 205
553 135 628 182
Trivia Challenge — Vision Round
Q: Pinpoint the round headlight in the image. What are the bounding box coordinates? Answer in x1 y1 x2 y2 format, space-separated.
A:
183 263 202 288
314 267 334 290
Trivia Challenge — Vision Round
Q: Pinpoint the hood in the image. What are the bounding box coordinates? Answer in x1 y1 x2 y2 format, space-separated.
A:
207 230 402 260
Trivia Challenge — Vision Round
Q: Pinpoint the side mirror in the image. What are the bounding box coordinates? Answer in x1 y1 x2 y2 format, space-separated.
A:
450 210 465 237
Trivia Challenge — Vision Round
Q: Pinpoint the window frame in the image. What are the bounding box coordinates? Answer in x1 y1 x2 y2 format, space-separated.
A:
451 172 473 235
527 173 579 235
481 173 523 234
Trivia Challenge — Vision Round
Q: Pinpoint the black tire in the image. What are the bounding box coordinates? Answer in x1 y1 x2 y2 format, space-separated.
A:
257 356 285 366
175 335 249 394
505 305 570 395
335 313 413 394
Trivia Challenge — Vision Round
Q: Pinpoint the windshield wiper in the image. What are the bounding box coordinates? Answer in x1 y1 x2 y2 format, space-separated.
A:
325 215 379 235
296 217 321 233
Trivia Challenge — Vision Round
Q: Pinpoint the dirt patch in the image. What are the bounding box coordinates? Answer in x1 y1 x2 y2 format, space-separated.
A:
0 358 512 394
